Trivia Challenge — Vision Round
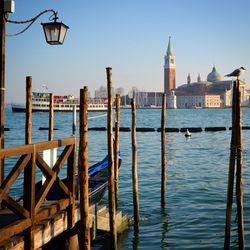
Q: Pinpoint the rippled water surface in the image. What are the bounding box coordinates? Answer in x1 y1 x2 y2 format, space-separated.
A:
4 107 250 249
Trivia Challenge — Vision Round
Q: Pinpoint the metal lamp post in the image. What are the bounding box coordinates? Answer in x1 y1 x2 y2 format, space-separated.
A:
0 0 69 184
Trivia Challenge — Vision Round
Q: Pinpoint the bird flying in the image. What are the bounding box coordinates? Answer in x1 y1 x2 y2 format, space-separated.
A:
225 67 246 78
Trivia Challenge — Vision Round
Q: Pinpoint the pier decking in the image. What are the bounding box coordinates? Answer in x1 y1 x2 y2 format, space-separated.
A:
0 202 128 249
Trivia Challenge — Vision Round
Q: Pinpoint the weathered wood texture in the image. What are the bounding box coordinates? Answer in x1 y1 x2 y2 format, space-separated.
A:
72 105 77 136
0 137 76 247
49 93 54 141
0 1 6 185
115 94 120 208
131 97 139 235
106 67 117 249
78 87 90 250
25 76 32 145
224 79 245 250
0 204 128 250
235 79 244 250
161 93 166 208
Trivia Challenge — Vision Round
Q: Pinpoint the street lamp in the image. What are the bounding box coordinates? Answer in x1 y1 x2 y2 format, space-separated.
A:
42 12 69 45
0 1 69 184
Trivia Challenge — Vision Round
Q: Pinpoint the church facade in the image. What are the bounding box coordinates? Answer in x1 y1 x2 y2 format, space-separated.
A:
164 38 250 108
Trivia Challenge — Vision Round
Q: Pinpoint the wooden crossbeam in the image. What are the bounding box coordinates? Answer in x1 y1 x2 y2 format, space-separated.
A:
0 154 30 202
2 195 29 219
35 145 73 212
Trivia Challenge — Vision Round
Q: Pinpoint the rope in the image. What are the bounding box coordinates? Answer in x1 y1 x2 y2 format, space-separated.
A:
88 114 107 120
6 9 57 37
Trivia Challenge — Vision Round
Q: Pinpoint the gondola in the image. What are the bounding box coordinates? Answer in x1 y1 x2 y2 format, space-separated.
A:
35 153 122 205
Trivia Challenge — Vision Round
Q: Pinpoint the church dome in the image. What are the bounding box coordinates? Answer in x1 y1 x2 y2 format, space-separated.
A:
207 66 222 82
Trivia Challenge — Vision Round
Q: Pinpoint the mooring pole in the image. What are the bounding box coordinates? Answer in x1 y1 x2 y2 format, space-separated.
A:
78 87 90 250
72 105 77 136
224 80 237 249
106 67 117 249
161 93 166 208
25 76 32 145
115 94 120 208
49 93 54 141
0 0 6 185
131 96 139 235
235 79 244 250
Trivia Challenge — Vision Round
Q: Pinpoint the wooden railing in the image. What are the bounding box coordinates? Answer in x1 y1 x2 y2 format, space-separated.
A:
0 137 77 249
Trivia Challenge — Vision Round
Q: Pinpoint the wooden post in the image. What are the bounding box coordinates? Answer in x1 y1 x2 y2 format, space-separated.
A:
224 80 237 249
23 146 36 249
72 105 77 136
78 87 90 250
161 93 166 208
24 76 34 249
131 96 139 234
106 67 117 249
0 1 6 185
224 79 245 249
25 76 32 145
67 136 76 229
114 94 120 208
235 79 244 249
49 93 54 141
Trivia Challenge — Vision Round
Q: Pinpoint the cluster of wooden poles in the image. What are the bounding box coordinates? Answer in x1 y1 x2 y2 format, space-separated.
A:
224 79 245 250
23 72 245 250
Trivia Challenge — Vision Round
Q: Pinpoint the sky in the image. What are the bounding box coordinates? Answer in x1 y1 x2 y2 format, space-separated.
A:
5 0 250 103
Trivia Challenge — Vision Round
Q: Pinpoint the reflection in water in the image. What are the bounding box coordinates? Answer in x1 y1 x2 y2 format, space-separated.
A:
161 208 169 249
132 235 139 250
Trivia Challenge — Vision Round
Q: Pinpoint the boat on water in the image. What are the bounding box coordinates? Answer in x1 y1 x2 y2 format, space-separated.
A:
34 153 121 205
11 91 108 112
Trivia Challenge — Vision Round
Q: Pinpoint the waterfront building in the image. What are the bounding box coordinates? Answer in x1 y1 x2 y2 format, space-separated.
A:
172 66 249 108
163 37 250 108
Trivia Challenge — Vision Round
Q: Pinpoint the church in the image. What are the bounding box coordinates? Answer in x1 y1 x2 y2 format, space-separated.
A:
164 37 250 108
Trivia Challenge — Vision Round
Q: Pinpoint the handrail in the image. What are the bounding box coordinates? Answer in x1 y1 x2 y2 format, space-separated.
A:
0 137 76 158
0 137 77 246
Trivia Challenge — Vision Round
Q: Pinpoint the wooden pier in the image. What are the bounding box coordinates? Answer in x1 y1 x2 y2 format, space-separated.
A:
0 202 128 249
0 137 128 249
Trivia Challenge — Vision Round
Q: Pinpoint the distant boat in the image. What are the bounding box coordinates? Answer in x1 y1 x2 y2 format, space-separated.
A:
11 91 108 112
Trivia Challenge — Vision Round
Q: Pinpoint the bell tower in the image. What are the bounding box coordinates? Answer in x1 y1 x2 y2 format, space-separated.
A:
164 36 176 93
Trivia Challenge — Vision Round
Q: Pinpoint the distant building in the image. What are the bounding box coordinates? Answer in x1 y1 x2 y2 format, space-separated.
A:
163 37 249 108
95 85 107 98
164 36 176 93
172 66 249 108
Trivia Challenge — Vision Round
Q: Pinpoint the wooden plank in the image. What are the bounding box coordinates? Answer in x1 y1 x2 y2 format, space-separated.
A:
0 138 76 159
0 218 31 242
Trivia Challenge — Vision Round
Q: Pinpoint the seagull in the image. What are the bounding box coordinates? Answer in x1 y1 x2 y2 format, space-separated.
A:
185 129 191 137
224 67 246 78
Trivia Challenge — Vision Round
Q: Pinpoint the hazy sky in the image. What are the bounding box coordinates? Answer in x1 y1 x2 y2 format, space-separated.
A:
5 0 250 102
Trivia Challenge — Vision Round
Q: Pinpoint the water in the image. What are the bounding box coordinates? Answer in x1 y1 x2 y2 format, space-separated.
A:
3 107 250 249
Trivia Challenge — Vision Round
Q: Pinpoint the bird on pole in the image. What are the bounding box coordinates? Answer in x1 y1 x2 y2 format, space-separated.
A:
225 67 246 79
